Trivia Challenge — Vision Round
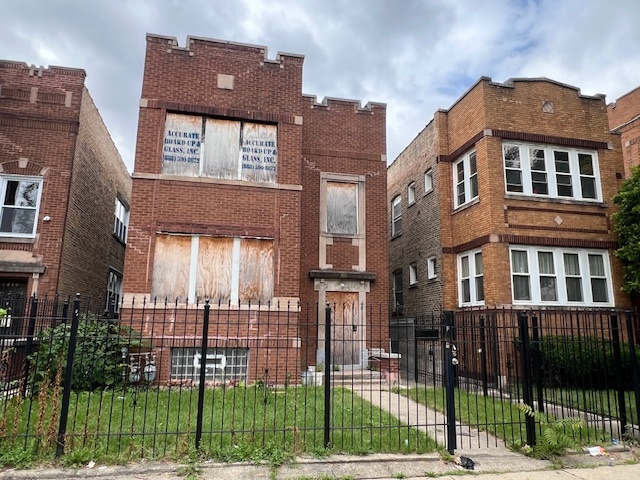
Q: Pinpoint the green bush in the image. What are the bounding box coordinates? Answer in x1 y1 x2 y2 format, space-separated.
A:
537 335 640 390
28 316 149 393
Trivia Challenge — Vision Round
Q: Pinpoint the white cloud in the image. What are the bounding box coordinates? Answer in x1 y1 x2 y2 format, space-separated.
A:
1 0 639 169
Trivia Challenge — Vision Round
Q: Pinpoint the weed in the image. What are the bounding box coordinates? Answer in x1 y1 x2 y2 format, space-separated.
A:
392 473 407 479
61 447 94 468
424 472 438 477
0 447 35 468
177 461 201 480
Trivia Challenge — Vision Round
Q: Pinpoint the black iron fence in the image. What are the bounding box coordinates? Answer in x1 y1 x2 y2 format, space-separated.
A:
392 307 640 450
1 297 639 462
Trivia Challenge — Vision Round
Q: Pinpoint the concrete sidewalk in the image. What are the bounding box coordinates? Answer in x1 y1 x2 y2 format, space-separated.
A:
0 451 637 479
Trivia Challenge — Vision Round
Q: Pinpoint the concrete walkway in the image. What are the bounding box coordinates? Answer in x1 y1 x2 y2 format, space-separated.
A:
1 452 637 479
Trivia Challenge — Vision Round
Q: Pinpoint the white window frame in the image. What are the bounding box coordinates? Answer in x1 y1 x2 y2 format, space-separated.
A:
453 151 478 209
502 142 602 202
0 175 43 238
409 263 418 285
427 256 437 279
508 246 614 306
424 169 433 194
408 182 416 206
114 197 129 243
457 249 484 307
391 195 402 236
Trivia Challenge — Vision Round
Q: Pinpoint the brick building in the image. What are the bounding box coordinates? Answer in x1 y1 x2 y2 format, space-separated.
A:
608 85 640 178
122 34 388 385
0 60 131 311
389 77 629 314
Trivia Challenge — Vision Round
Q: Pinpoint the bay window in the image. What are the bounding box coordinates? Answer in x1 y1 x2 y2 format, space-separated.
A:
503 143 601 201
458 249 484 306
453 151 478 208
509 246 613 306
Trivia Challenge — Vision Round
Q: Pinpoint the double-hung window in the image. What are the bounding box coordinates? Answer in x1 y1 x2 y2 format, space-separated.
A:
0 176 43 238
408 183 416 205
106 270 123 312
509 246 613 306
453 151 478 208
424 169 433 194
503 143 601 201
114 197 129 243
393 270 403 312
458 250 484 306
409 263 418 285
391 196 402 236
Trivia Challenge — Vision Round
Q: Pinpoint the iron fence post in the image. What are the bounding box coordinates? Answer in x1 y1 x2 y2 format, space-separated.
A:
625 311 640 432
324 303 331 449
479 314 488 397
56 294 80 457
195 300 211 451
518 311 536 447
611 314 628 436
21 295 38 398
530 314 544 413
443 310 457 454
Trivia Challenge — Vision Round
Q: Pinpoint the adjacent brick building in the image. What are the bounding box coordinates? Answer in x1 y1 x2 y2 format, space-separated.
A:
608 85 640 178
389 77 629 314
0 60 131 311
122 34 388 385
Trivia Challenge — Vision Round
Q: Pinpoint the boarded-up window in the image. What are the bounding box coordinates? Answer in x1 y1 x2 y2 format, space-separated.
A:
202 119 241 180
152 234 274 304
240 123 277 183
162 114 202 176
326 182 357 235
152 235 191 300
163 114 277 183
196 237 233 302
239 239 274 303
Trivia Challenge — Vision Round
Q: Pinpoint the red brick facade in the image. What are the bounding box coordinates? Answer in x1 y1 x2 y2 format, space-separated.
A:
0 60 131 304
608 85 640 178
389 77 630 313
123 35 388 384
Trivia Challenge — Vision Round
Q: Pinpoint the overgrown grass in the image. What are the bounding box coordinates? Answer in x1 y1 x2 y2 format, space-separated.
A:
0 385 436 467
396 386 610 449
542 388 638 424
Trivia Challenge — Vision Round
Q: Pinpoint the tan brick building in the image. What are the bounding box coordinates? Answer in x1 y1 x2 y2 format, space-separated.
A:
608 85 640 178
389 77 629 314
0 60 131 312
122 34 388 384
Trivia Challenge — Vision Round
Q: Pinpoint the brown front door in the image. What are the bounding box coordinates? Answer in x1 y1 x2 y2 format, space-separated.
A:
326 291 362 367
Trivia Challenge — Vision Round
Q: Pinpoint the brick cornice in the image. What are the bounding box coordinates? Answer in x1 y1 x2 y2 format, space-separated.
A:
154 222 275 238
437 129 611 163
143 99 299 125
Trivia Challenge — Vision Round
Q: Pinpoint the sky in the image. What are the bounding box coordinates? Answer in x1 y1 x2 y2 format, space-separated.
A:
2 0 640 172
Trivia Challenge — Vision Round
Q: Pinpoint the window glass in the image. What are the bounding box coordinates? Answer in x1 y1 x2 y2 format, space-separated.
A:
424 170 433 193
503 144 600 201
392 196 402 235
408 183 416 205
0 179 41 236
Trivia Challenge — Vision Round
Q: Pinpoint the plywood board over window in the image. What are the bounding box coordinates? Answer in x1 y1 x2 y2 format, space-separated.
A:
239 239 274 303
152 235 191 301
327 182 357 235
240 123 277 183
162 114 202 176
203 119 240 180
197 237 233 302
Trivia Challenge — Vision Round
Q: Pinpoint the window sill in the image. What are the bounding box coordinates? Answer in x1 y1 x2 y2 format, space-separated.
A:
0 236 35 244
427 276 438 282
423 189 433 197
408 201 416 208
391 232 402 240
452 197 480 214
409 283 418 289
504 194 607 208
113 233 127 246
